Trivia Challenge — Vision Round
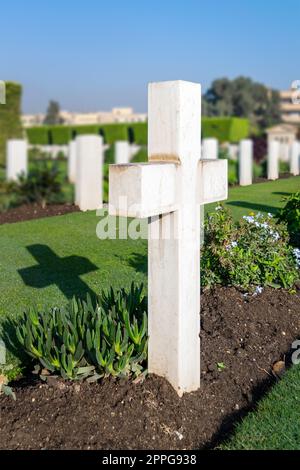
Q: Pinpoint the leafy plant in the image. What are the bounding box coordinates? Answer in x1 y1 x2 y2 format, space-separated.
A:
217 362 226 372
12 283 148 381
277 191 300 247
201 206 299 290
11 160 62 208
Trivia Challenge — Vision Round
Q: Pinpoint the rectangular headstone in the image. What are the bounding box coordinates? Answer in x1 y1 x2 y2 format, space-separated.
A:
6 139 27 181
75 135 103 211
239 139 253 186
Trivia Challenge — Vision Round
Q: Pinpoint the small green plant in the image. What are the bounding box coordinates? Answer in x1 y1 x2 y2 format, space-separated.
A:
201 206 299 290
11 160 62 208
12 283 148 381
217 362 226 372
277 191 300 247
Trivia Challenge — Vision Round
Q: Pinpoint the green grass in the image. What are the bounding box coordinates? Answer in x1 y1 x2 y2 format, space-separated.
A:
207 175 300 221
220 364 300 450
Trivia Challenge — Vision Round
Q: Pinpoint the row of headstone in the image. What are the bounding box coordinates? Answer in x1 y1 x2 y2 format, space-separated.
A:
202 137 300 185
267 140 300 180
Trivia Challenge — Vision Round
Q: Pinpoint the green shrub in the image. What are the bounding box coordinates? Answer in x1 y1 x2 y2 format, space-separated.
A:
279 161 289 174
201 206 299 290
11 160 62 208
50 126 71 145
202 117 249 143
13 283 148 380
103 163 109 202
104 146 115 164
73 125 100 137
227 160 238 185
26 126 49 145
28 147 50 161
253 162 263 179
277 192 300 247
129 123 148 145
101 124 128 144
0 82 23 165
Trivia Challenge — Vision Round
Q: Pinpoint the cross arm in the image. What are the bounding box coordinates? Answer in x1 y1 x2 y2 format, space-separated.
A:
109 162 179 218
198 159 228 204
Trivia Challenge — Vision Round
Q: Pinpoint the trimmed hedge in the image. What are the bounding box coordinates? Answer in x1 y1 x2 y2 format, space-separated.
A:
26 117 249 146
202 117 249 143
100 124 128 144
128 122 147 145
50 126 72 145
0 82 23 165
26 126 49 145
73 125 100 137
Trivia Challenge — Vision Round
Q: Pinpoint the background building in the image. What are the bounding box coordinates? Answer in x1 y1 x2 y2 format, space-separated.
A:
22 107 147 128
280 90 300 124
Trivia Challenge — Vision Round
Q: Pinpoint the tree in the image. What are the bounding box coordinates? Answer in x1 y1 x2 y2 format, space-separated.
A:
203 77 281 130
43 100 64 125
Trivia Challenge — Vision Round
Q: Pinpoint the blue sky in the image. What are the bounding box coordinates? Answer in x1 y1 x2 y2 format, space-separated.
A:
1 0 299 113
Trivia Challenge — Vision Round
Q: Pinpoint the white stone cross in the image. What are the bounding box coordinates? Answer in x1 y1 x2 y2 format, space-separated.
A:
6 139 28 181
290 141 300 176
267 140 280 180
75 135 103 211
115 141 131 164
109 81 228 395
239 139 253 186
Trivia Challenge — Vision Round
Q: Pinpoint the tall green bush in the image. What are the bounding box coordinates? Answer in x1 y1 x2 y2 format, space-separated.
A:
129 123 147 145
26 127 49 145
0 82 23 165
202 117 249 143
100 124 128 144
73 125 100 136
50 126 72 145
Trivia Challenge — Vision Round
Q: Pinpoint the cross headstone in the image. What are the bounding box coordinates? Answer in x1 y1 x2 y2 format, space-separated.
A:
239 139 253 186
75 135 103 211
268 140 280 180
115 141 130 164
109 80 228 395
290 141 300 176
68 140 77 183
6 139 28 181
202 138 218 160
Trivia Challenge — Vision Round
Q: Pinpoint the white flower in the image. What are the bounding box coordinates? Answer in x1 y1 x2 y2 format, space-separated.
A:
293 248 300 267
243 215 255 223
268 213 273 218
215 206 222 211
253 286 264 295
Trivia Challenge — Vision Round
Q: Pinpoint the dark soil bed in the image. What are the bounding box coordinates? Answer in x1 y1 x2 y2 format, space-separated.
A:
0 203 79 225
0 287 299 450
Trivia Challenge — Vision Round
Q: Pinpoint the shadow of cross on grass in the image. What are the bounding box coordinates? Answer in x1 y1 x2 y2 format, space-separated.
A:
18 244 98 300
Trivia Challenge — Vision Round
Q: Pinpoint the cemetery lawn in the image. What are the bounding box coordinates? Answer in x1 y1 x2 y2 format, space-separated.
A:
221 363 300 450
206 175 300 221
